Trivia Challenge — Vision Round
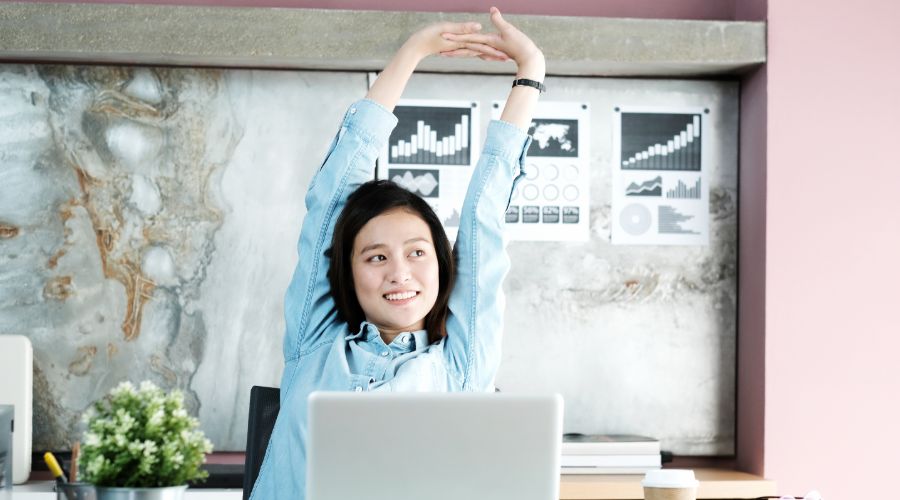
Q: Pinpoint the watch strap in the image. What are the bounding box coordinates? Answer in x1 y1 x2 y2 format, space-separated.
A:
512 78 546 93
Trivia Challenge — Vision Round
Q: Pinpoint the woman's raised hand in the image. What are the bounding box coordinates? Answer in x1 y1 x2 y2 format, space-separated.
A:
404 21 509 62
440 7 544 72
365 8 541 114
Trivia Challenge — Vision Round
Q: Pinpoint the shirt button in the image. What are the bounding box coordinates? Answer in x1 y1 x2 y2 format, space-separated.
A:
381 351 389 357
350 107 357 114
400 335 409 343
354 386 362 392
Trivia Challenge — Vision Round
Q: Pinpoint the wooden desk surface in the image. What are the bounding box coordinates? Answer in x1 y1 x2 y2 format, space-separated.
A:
15 469 774 500
560 468 776 499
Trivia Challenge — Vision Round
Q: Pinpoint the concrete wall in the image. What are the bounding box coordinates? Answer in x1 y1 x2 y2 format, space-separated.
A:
32 0 738 20
765 0 900 497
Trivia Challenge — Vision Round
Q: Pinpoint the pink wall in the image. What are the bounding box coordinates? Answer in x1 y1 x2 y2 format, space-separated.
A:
736 66 767 477
765 0 900 497
734 0 767 479
24 0 737 20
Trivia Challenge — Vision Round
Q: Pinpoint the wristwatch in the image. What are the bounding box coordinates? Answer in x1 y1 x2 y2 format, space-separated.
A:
512 78 546 94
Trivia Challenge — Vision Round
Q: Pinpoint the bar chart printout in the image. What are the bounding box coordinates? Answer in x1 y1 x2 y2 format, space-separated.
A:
612 107 709 245
667 178 701 199
389 105 471 165
621 112 702 171
376 99 480 242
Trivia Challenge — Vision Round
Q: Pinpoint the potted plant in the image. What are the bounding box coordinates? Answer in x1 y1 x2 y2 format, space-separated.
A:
79 381 213 500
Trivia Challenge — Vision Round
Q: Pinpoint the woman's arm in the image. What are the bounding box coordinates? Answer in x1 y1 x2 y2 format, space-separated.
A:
442 7 546 131
442 8 545 390
366 21 500 112
282 20 506 365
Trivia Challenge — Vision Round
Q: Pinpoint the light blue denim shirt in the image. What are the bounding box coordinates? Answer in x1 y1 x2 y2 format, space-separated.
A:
250 98 531 499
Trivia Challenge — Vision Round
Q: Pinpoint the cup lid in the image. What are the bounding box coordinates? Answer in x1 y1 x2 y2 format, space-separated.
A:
641 469 700 488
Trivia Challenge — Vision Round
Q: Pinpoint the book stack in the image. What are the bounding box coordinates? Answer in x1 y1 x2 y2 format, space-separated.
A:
561 434 662 475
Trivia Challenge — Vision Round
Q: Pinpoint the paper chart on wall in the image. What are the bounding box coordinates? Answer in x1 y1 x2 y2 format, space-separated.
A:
375 98 481 242
491 101 591 241
611 106 709 246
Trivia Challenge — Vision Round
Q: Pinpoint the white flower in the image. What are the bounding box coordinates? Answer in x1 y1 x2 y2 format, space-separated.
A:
128 441 142 455
139 380 158 393
116 410 136 432
111 381 136 396
148 408 164 427
86 455 106 477
83 432 100 447
143 440 158 457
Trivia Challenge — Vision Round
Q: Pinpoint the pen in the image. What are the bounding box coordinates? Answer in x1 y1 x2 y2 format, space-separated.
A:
69 442 80 482
43 451 68 485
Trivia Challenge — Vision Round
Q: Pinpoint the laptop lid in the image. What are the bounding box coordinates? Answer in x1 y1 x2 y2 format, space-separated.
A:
307 392 563 500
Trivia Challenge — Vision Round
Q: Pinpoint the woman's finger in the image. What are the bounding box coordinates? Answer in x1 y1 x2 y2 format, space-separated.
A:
438 21 482 35
441 47 510 60
440 38 508 59
441 32 502 46
440 48 481 58
489 6 513 32
460 42 508 59
478 54 510 62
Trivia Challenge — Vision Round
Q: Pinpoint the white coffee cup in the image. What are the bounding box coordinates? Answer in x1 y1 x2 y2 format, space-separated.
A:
641 469 700 500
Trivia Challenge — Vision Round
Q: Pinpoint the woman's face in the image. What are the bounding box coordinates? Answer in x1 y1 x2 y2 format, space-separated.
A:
351 208 440 338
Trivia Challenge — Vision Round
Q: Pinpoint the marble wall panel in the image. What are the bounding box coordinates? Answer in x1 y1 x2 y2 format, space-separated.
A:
0 66 737 454
0 65 365 450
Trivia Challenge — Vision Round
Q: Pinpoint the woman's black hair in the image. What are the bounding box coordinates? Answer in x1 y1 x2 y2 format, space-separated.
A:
327 180 455 345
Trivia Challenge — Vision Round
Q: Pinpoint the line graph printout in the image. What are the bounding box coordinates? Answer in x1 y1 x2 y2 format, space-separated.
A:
389 169 440 197
376 99 480 241
612 107 709 245
492 101 591 241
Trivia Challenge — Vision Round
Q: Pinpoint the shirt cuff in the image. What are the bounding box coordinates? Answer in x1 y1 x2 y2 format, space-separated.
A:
341 98 399 152
482 119 533 163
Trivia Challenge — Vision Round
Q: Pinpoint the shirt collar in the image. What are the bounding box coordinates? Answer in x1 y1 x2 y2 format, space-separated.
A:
358 321 427 353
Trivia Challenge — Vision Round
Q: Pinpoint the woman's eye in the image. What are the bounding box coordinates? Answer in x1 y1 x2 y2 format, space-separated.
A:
368 255 386 262
410 249 425 258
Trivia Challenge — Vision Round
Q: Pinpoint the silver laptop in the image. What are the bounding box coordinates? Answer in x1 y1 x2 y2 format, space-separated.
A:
307 392 563 500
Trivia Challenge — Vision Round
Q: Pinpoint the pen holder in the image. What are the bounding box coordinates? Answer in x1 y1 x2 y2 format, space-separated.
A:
56 482 97 500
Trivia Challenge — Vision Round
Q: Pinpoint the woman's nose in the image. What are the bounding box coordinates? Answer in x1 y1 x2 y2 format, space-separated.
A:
388 260 411 283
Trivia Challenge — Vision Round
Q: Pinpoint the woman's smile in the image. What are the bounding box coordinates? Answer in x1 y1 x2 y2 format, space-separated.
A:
384 290 420 303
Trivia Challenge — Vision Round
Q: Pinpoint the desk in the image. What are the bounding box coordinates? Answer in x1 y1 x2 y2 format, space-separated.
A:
561 469 776 499
5 484 241 499
10 469 775 499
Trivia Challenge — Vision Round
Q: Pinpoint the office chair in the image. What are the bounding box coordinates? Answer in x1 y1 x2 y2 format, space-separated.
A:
242 386 281 500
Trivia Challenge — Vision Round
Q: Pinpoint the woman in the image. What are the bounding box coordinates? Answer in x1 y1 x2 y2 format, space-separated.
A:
251 7 546 498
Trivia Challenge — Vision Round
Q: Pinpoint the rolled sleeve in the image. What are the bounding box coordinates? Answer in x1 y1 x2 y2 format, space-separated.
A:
482 119 533 165
341 98 398 153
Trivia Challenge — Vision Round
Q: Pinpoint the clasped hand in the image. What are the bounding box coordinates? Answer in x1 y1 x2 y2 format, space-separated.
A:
405 7 544 71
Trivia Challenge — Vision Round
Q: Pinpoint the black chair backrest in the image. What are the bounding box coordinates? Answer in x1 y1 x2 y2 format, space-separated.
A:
242 385 281 500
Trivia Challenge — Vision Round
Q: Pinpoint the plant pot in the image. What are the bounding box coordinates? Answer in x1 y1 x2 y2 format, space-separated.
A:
95 485 188 500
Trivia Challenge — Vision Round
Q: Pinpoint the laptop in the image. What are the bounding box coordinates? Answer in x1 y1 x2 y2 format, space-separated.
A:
307 392 563 500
